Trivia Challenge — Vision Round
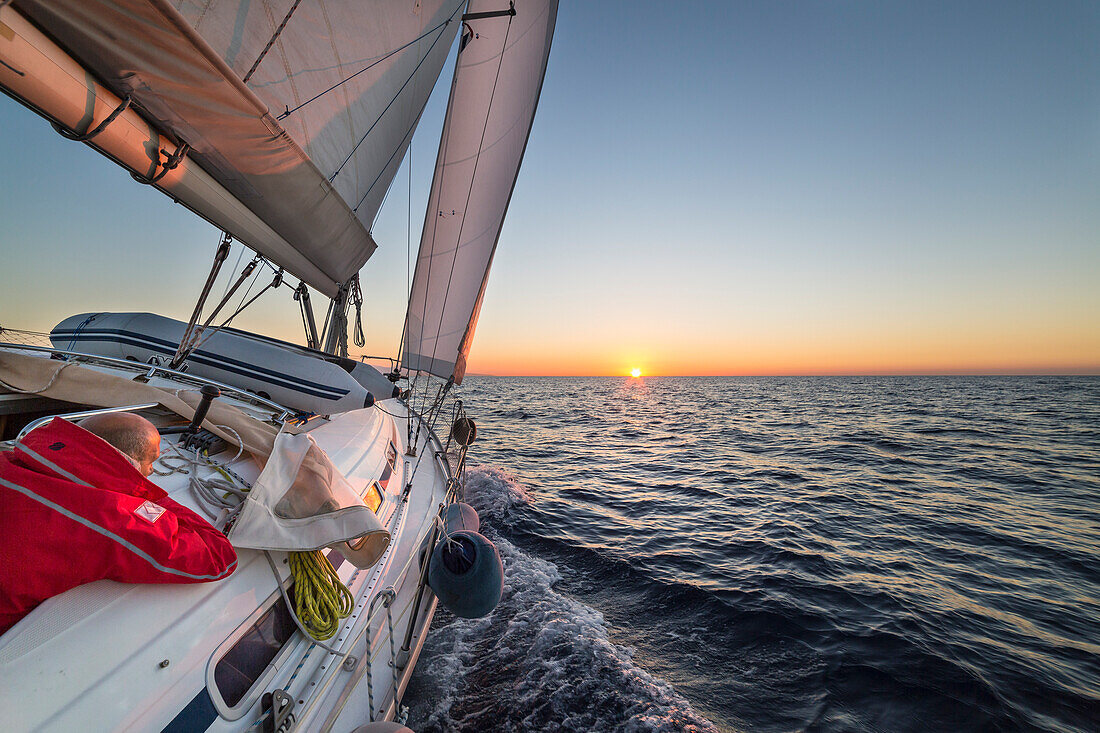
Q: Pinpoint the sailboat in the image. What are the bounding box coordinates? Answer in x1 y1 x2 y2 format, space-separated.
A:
0 0 556 730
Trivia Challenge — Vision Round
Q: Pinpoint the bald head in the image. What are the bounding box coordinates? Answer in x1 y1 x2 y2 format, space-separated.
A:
80 413 161 476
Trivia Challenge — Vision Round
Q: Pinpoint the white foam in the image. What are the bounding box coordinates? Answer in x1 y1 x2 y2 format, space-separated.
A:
462 465 530 523
408 467 719 732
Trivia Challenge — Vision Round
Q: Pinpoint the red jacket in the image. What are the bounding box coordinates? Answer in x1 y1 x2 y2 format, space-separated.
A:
0 418 237 634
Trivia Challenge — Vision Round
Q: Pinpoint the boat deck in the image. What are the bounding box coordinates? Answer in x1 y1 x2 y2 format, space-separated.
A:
0 349 449 731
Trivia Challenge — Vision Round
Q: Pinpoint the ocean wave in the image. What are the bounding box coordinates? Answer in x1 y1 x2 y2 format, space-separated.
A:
461 465 531 523
406 468 719 732
439 376 1100 732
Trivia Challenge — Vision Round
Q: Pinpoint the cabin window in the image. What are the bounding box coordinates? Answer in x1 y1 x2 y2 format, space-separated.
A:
361 481 383 513
213 594 296 707
379 442 397 490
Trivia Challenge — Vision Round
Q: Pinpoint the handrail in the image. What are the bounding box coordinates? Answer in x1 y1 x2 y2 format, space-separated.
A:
16 403 161 442
0 342 291 418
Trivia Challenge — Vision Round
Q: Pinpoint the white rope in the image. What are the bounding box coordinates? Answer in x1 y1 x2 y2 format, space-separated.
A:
151 432 250 526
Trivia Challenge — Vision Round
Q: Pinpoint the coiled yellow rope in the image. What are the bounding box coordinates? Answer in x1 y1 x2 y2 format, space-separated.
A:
288 550 354 641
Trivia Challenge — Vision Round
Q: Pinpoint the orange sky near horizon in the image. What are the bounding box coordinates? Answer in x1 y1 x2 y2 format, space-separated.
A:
462 349 1100 378
461 316 1100 377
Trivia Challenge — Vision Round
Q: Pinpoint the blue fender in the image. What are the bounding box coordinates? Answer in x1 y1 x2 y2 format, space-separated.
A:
441 502 480 535
428 530 503 619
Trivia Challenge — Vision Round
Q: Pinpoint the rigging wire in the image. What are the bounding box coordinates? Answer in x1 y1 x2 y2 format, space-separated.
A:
351 0 455 217
177 254 292 364
231 261 262 314
409 16 420 341
351 78 437 215
278 1 465 122
402 128 412 367
330 4 462 183
388 93 420 370
238 268 263 309
173 233 233 368
405 376 453 489
395 15 421 374
190 267 284 354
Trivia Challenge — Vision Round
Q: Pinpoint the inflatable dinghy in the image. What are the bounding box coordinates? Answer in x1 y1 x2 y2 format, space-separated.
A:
51 312 398 415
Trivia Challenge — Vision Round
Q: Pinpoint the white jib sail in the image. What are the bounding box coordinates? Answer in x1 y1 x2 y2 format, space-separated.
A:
5 0 463 297
401 0 558 383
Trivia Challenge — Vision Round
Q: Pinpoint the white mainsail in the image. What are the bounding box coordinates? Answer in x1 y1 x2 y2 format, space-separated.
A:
401 0 557 383
3 0 463 297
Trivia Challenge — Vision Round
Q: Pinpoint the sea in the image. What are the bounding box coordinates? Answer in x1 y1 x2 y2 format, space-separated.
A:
403 376 1100 732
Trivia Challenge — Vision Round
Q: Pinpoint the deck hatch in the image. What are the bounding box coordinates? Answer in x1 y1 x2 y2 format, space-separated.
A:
212 594 296 707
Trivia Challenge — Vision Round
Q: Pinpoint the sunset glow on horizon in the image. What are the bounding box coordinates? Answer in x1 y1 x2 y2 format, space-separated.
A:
459 313 1100 376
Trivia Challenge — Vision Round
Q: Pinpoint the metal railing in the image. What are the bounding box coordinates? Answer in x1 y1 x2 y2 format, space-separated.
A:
16 403 161 442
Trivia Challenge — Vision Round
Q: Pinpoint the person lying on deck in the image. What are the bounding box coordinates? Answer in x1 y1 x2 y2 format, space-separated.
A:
0 415 237 634
79 412 162 477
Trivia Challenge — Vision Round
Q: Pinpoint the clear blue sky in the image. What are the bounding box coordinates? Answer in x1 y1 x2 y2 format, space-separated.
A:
1 1 1098 374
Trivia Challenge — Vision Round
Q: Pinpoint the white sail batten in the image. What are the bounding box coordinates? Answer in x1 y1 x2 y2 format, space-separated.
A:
401 0 557 383
8 0 463 297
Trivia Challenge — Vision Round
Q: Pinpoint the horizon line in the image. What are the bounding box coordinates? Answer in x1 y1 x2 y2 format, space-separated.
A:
463 371 1100 378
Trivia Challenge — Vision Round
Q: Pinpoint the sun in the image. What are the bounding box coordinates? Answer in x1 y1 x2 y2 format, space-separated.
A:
630 368 642 378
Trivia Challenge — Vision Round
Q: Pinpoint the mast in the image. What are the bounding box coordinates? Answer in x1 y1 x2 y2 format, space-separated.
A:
322 287 351 357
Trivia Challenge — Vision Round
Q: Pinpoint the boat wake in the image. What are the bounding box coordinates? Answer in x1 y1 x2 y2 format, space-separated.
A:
405 466 719 732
